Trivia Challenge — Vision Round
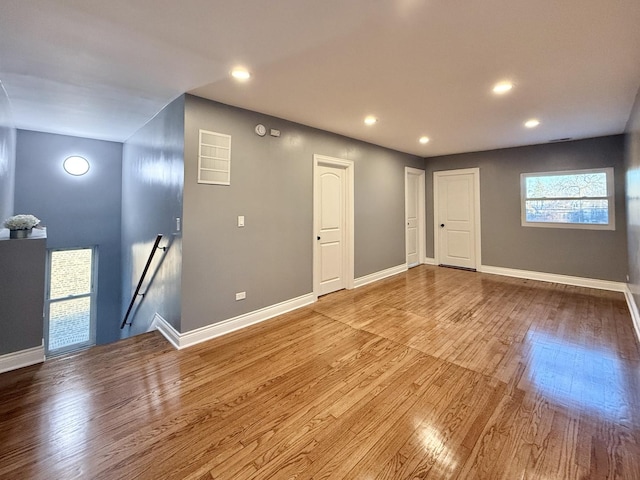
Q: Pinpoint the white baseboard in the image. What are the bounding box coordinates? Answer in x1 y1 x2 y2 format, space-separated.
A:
149 313 181 349
0 343 45 374
354 264 407 288
624 286 640 343
153 293 316 350
480 265 626 292
423 257 436 265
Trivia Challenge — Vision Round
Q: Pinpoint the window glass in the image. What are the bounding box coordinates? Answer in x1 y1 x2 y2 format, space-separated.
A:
521 168 614 230
46 247 96 355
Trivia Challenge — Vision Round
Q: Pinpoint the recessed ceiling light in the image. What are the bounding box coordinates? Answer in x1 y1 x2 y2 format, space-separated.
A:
524 119 540 128
231 68 251 81
419 136 430 144
364 115 377 126
492 81 514 94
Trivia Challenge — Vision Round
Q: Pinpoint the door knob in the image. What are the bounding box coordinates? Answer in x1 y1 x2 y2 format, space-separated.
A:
440 224 445 228
317 236 321 240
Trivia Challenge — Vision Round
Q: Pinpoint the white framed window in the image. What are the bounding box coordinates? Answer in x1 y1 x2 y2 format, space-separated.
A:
45 247 97 355
198 129 231 185
521 167 615 230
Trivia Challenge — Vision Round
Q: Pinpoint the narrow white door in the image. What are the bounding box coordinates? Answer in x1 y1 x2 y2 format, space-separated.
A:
435 169 480 270
316 164 347 295
405 168 425 267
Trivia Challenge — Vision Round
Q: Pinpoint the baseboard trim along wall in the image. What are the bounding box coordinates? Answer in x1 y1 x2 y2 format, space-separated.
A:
0 343 45 374
152 263 633 351
480 265 626 292
157 261 413 350
153 292 316 349
624 286 640 343
149 314 181 349
424 257 436 265
354 264 407 288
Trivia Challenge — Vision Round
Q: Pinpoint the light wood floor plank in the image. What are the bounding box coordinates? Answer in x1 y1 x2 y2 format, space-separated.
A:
1 265 639 479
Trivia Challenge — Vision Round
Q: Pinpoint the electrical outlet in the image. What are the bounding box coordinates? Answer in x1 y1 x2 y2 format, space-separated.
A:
176 217 181 232
235 291 246 301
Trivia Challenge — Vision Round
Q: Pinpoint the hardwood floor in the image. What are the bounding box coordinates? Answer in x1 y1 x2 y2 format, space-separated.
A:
1 266 639 479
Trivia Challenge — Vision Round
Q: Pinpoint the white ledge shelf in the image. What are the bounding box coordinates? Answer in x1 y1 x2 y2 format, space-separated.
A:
0 227 47 241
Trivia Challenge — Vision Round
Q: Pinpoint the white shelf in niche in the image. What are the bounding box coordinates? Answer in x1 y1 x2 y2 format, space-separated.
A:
198 129 231 185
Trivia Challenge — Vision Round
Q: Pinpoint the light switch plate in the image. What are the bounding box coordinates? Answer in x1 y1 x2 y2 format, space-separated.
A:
238 215 245 227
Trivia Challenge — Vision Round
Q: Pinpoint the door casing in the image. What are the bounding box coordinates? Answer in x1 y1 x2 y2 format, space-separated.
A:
313 154 354 299
405 167 426 267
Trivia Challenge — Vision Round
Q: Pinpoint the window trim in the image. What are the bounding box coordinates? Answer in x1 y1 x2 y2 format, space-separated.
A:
44 246 98 356
520 167 615 230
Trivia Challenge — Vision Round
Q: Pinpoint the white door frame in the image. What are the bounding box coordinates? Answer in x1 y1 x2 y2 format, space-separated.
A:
313 154 355 299
433 167 482 269
405 167 426 266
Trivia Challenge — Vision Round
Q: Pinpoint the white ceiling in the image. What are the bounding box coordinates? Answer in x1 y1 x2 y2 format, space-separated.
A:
1 0 640 157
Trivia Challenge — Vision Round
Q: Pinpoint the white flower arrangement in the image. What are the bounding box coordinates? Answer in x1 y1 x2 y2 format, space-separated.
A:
3 214 40 231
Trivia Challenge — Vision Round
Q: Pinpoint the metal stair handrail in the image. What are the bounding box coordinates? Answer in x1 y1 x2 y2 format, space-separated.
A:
121 234 166 329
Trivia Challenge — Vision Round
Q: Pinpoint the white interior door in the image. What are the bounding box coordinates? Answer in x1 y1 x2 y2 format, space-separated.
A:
314 155 354 297
435 169 480 270
405 167 425 268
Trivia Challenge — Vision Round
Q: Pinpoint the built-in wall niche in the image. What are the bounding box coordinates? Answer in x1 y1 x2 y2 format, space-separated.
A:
198 130 231 185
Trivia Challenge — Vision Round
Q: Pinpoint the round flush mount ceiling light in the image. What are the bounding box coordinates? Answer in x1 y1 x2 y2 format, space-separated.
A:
63 156 90 176
231 67 251 81
492 81 514 94
364 115 378 126
524 118 541 128
419 136 430 144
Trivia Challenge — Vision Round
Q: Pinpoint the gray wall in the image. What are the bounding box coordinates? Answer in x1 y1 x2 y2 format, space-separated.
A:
0 233 46 356
425 136 627 282
625 86 640 306
0 85 16 222
121 96 184 335
181 95 422 332
14 130 123 344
